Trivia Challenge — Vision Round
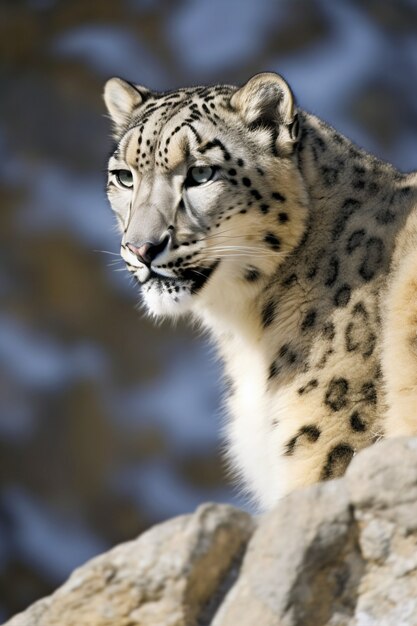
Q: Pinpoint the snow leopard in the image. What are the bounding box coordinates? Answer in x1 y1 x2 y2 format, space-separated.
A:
103 72 417 510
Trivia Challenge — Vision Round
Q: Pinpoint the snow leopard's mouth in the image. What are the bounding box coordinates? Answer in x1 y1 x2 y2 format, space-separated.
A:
143 262 220 294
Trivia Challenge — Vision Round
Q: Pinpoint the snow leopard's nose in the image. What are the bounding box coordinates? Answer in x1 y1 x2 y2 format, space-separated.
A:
126 235 170 266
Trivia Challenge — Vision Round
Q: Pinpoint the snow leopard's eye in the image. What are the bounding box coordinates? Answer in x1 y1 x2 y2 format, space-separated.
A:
112 169 134 189
186 166 216 187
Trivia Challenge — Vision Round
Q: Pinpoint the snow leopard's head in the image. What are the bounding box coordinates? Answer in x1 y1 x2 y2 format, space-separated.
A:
104 73 308 319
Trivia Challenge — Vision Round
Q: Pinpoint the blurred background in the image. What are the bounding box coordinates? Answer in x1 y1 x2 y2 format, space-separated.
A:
1 0 417 618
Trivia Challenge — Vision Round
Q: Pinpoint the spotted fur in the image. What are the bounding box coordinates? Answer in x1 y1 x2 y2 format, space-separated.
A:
104 72 417 510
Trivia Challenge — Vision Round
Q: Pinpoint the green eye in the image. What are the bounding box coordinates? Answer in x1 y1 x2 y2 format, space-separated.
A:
187 166 216 186
114 169 134 188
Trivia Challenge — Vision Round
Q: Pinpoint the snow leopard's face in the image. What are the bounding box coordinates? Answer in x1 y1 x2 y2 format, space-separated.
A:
104 74 308 318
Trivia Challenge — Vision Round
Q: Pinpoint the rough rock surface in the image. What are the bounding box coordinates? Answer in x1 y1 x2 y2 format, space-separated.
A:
6 437 417 626
5 504 254 626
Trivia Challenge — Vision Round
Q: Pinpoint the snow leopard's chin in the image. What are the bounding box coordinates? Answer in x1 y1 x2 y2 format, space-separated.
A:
140 275 194 318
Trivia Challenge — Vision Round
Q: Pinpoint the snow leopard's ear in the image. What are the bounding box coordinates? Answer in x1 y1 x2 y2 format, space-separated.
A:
230 72 299 155
104 77 150 137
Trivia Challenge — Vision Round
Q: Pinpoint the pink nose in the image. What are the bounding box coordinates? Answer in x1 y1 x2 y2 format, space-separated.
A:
126 236 170 266
126 242 152 265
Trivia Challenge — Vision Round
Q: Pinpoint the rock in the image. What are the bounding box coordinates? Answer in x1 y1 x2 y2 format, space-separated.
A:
345 438 417 626
214 437 417 626
6 438 417 626
212 480 363 626
5 503 255 626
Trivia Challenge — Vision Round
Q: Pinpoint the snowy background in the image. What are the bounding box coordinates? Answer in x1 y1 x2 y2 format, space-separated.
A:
1 0 417 617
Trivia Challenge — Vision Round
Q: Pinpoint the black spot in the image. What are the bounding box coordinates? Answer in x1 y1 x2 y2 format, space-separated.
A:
278 212 289 223
376 208 396 225
199 138 231 161
281 344 296 363
346 229 366 254
306 248 324 281
260 204 270 214
298 379 319 395
321 444 354 480
317 348 334 370
268 344 298 380
288 352 297 364
334 284 351 308
237 158 244 167
284 425 321 456
325 378 349 411
323 322 335 341
325 256 339 287
321 166 339 186
264 233 281 250
244 266 261 282
361 381 377 405
353 165 365 175
261 299 276 328
284 436 297 456
332 198 361 240
353 179 365 190
251 189 262 200
359 237 384 281
350 411 367 432
228 168 237 176
242 177 251 187
352 302 368 320
301 309 317 332
180 261 220 293
272 191 286 202
282 273 297 287
363 333 376 359
268 361 280 379
345 322 359 352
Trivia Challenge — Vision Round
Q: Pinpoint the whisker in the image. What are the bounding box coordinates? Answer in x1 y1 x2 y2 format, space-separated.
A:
208 245 276 252
187 268 208 280
207 247 283 257
94 249 120 257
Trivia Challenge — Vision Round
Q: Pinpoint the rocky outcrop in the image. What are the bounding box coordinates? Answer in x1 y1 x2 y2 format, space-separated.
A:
6 437 417 626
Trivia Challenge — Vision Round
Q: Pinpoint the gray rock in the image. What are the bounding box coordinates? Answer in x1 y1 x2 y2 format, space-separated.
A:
214 437 417 626
6 438 417 626
5 503 254 626
212 479 363 626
